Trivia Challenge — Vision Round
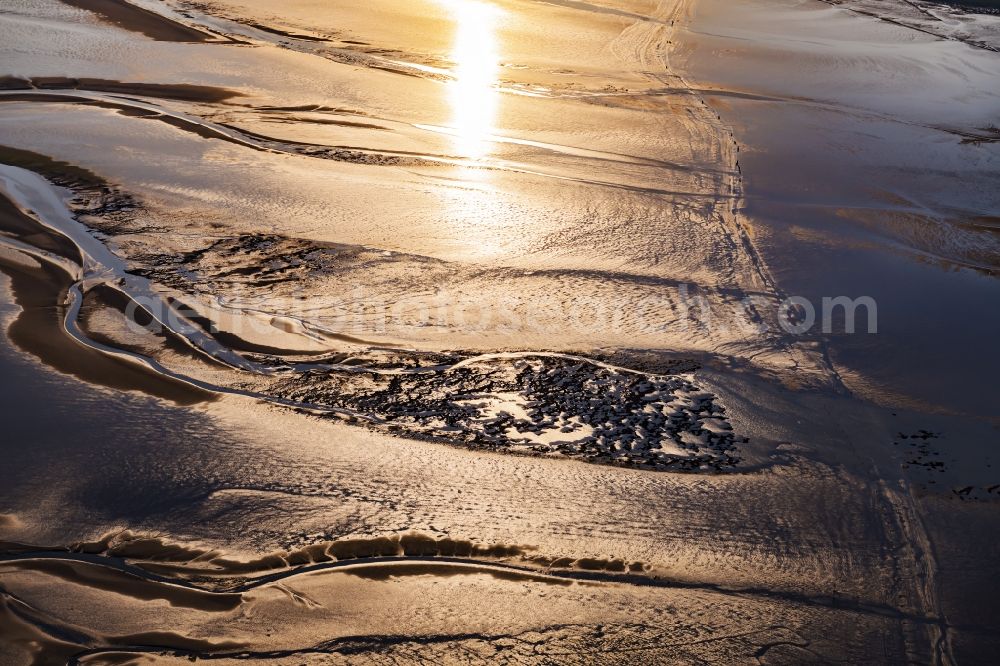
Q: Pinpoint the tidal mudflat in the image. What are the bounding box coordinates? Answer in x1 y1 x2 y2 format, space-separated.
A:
1 0 998 663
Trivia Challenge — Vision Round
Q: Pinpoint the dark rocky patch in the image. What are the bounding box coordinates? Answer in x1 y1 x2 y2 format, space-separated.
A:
261 353 740 471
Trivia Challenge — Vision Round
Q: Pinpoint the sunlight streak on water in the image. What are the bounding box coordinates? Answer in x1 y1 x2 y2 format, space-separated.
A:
441 0 501 159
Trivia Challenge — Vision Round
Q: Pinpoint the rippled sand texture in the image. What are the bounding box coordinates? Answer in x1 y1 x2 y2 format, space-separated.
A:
0 534 939 664
0 0 785 357
2 0 1000 664
0 0 823 469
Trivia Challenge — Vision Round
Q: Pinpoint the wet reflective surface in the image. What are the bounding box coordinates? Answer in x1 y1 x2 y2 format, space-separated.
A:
1 0 999 663
443 0 501 159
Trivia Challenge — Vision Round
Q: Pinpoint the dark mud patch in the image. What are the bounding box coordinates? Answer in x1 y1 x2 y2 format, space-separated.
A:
0 145 149 239
0 145 106 192
239 21 333 42
0 76 241 103
265 353 740 471
130 232 366 290
263 115 389 130
253 104 370 116
936 0 1000 13
589 349 702 375
216 123 431 165
957 126 1000 145
0 194 81 264
57 0 220 42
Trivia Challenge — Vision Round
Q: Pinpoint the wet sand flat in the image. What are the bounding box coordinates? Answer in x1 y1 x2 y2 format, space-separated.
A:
676 0 1000 659
1 0 999 663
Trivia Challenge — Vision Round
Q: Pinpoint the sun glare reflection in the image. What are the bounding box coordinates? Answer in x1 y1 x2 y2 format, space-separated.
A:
442 0 501 159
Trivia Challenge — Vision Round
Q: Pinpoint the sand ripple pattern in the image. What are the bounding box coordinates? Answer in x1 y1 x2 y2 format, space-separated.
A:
0 162 741 470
